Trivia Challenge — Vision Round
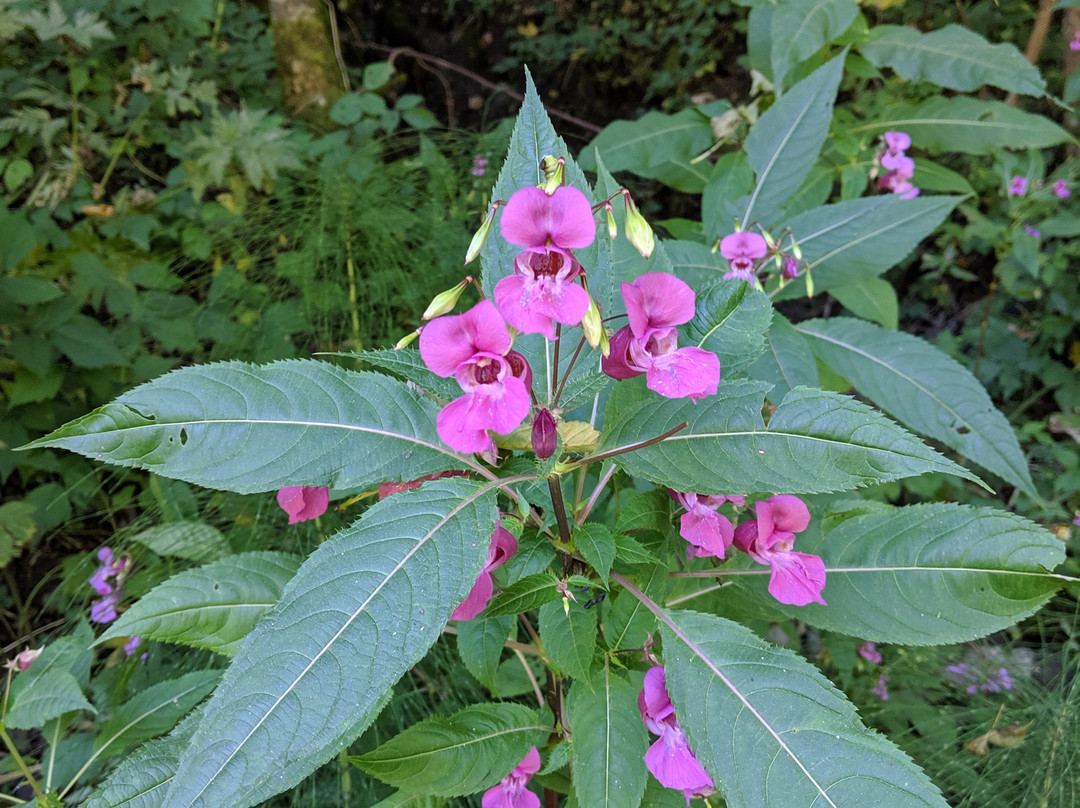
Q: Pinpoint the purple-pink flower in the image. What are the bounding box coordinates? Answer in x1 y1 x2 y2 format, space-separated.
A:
1053 179 1070 198
471 154 489 177
482 746 540 808
858 641 883 665
451 521 518 621
871 674 890 701
89 547 130 624
601 273 720 402
277 486 330 524
1071 30 1080 51
639 666 715 804
877 132 919 199
420 299 532 454
1008 176 1028 197
719 231 768 281
733 495 826 607
5 647 42 672
671 492 737 560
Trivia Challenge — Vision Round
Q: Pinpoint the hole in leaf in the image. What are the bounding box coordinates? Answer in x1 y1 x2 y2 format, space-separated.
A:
179 428 188 446
122 403 156 421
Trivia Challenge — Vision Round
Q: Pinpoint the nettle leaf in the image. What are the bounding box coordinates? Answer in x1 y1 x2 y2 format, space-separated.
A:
852 98 1074 154
567 661 649 808
575 522 616 584
770 0 859 92
370 792 448 808
860 24 1046 97
351 703 547 796
4 669 94 729
159 479 498 808
22 360 483 494
485 572 560 616
749 312 820 402
742 53 844 227
539 599 597 679
770 503 1067 644
94 670 220 758
456 614 515 689
345 348 462 402
599 378 982 495
774 195 962 299
83 732 187 808
665 240 726 290
130 520 229 563
684 279 773 376
661 609 950 808
797 318 1036 496
100 552 303 657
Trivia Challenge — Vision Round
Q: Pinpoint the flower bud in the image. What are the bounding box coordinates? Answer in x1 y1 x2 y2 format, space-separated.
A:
782 256 800 280
623 193 655 258
422 277 471 320
395 329 420 350
805 266 814 297
6 647 42 672
791 238 803 260
465 205 497 265
605 202 617 240
581 295 607 354
531 408 557 460
761 228 776 250
541 155 565 194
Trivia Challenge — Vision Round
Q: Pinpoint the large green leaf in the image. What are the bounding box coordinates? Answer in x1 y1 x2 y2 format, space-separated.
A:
539 599 597 679
851 98 1074 154
579 109 716 193
665 240 726 290
768 504 1067 644
742 53 844 227
83 732 187 808
770 0 858 91
702 152 753 240
351 703 547 796
599 378 982 494
4 669 94 730
660 609 950 808
684 279 773 376
21 360 483 493
828 279 898 328
797 318 1036 496
568 661 649 808
99 552 302 657
159 479 498 808
456 615 514 689
860 25 1045 97
130 521 229 563
748 312 819 403
347 348 462 402
774 195 961 298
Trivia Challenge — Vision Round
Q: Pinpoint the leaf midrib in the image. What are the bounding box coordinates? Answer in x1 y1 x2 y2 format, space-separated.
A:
363 723 549 764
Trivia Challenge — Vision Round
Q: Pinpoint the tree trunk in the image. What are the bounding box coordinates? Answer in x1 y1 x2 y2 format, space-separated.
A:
270 0 346 128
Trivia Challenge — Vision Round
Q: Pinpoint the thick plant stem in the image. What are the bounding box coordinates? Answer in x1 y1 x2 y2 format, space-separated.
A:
547 476 572 546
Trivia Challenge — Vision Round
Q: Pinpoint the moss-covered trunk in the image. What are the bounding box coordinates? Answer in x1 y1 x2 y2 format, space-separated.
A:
270 0 346 128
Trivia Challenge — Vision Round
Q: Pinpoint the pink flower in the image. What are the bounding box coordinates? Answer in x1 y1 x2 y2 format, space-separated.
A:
482 746 540 808
719 231 768 281
878 155 919 199
1053 179 1070 198
733 495 826 606
6 647 42 672
871 674 890 701
89 547 131 623
500 186 595 251
858 641 883 665
883 130 911 154
1071 31 1080 51
276 486 330 524
91 591 121 624
1008 176 1028 197
124 636 143 656
471 155 489 176
601 273 720 401
639 666 714 804
451 521 518 621
671 492 736 560
420 300 532 454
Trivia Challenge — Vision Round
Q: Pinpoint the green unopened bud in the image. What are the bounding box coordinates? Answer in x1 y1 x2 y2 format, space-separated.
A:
422 277 471 320
541 155 565 194
465 206 497 265
761 229 776 249
605 202 617 240
791 238 803 260
623 194 655 258
395 329 420 350
805 266 814 298
581 295 607 354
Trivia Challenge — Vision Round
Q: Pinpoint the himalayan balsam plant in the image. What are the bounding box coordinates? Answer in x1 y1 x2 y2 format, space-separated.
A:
10 66 1074 808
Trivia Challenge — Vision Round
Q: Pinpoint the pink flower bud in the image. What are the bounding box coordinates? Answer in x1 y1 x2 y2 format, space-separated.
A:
531 408 557 460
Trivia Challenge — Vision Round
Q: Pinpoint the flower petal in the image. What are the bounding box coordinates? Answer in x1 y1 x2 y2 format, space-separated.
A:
450 569 494 621
500 186 595 249
644 729 714 796
623 273 696 336
421 300 510 377
766 494 810 533
680 508 734 559
645 347 720 401
601 326 643 380
766 550 827 606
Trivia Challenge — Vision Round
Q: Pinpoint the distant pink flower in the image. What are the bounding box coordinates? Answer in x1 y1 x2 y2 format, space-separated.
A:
89 547 130 623
1053 179 1070 198
91 591 120 624
782 256 800 280
1008 176 1028 197
871 674 890 701
276 486 330 524
733 495 826 606
878 155 919 199
601 273 720 401
5 647 42 672
859 641 883 665
883 130 911 155
420 300 532 454
471 155 489 176
1073 513 1080 526
482 746 540 808
451 521 518 621
1071 30 1080 51
124 636 142 656
719 231 768 281
639 666 715 804
671 492 736 560
1023 223 1041 239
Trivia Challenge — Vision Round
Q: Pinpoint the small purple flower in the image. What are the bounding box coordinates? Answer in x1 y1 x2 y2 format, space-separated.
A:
671 492 736 560
471 154 489 177
1008 176 1028 197
871 674 890 701
719 231 768 281
1053 179 1070 198
1071 30 1080 51
1073 513 1080 526
124 636 143 656
858 641 883 665
982 668 1013 694
1023 224 1041 238
89 547 130 623
91 591 120 624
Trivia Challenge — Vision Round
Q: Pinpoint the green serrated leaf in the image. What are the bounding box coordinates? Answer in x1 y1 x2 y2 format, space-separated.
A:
684 279 773 376
828 279 898 328
612 533 660 567
456 615 514 689
599 378 983 495
351 703 546 796
5 669 94 729
661 609 950 808
568 661 649 808
860 25 1045 97
768 503 1066 644
749 312 820 402
575 523 616 584
130 520 229 562
159 479 498 808
0 501 37 567
539 599 596 679
743 53 845 227
99 552 302 656
770 0 858 91
21 360 483 494
346 348 462 402
797 318 1035 496
485 572 560 617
